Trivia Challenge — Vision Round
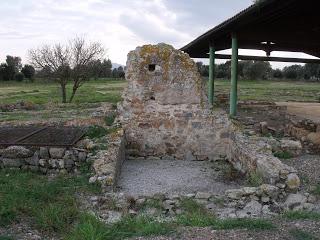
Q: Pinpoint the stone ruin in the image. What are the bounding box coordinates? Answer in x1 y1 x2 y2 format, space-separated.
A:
86 44 317 222
112 43 300 191
118 43 230 161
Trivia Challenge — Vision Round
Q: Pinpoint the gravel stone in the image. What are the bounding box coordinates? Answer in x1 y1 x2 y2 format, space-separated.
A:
118 159 241 197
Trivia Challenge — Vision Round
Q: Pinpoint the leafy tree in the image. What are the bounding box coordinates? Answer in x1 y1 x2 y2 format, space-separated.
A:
111 66 125 79
243 61 272 80
117 66 125 78
29 37 105 103
283 65 304 79
101 59 112 78
195 61 209 77
216 61 231 79
88 59 103 79
0 63 11 81
272 68 283 79
6 55 22 80
112 68 119 78
21 64 35 80
304 63 320 81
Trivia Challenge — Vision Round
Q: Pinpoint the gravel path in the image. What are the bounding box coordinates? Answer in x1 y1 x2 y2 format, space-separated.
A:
117 159 242 197
282 154 320 189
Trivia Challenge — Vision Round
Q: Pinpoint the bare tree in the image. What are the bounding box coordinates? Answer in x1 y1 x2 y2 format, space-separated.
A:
69 37 104 102
28 37 105 103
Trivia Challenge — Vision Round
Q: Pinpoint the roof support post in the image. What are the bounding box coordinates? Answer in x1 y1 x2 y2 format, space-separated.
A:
230 34 238 117
208 44 215 106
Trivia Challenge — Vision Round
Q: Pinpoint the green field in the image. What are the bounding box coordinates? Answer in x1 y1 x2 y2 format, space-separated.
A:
0 79 126 122
1 79 320 239
1 78 320 123
215 79 320 102
0 78 125 105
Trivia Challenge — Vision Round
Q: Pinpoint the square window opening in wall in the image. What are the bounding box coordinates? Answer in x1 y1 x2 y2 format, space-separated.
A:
148 64 156 72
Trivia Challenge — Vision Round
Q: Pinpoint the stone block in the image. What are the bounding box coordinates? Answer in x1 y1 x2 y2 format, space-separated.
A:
195 192 211 199
1 158 23 168
284 193 307 209
225 189 244 200
39 147 50 159
280 139 302 156
49 148 66 159
307 132 320 145
285 173 300 191
39 159 47 167
24 153 39 166
1 146 33 158
241 200 262 216
48 159 59 169
64 159 75 170
78 151 87 162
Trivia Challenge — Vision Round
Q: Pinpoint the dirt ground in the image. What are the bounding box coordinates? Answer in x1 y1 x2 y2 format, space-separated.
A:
276 102 320 123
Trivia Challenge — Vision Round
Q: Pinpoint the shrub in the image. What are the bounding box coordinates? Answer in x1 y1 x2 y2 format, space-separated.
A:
14 72 24 82
104 112 116 126
289 229 317 240
246 171 264 187
273 151 293 159
86 125 108 139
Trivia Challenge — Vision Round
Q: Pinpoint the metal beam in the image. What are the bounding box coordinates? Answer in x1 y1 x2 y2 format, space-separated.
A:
208 45 215 106
213 54 320 64
230 35 238 117
216 54 320 64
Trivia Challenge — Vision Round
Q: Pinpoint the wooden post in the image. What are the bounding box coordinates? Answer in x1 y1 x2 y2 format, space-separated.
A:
208 45 215 106
230 34 238 117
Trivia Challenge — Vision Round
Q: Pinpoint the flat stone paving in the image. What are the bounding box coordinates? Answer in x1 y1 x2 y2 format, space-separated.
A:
117 159 242 197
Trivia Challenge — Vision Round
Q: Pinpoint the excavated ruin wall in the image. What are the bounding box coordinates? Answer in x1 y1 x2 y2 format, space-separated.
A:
227 128 300 189
0 144 88 174
118 43 230 161
118 43 300 190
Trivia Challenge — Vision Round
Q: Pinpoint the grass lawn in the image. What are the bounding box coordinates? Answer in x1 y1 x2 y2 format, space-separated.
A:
2 78 320 122
1 78 320 107
0 78 125 122
0 78 125 105
213 79 320 102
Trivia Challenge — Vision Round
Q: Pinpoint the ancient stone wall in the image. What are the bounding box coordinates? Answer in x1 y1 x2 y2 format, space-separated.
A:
286 118 320 153
118 43 300 190
119 43 230 161
0 144 88 174
90 129 126 191
228 128 300 190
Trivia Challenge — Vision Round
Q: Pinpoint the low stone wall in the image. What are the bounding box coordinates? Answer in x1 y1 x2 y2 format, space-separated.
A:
286 118 320 153
90 129 126 191
0 145 87 174
90 184 316 223
228 129 300 191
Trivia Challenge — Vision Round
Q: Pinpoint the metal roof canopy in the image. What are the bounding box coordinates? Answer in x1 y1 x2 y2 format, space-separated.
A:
181 0 320 62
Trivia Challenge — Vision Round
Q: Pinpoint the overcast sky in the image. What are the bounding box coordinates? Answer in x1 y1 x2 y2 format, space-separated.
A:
0 0 316 68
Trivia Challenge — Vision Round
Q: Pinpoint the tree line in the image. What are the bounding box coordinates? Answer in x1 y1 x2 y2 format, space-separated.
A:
0 37 125 103
0 55 125 85
0 56 35 81
196 60 320 81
